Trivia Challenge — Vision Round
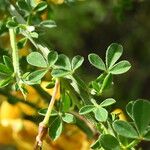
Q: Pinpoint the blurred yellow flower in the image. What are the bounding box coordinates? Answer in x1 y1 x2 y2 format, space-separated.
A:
47 0 64 5
41 81 61 100
112 108 127 121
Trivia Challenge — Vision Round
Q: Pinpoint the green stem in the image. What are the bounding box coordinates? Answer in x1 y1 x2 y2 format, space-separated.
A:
9 28 21 81
125 140 140 149
42 79 60 126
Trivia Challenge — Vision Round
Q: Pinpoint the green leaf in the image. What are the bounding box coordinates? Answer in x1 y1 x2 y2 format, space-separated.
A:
17 0 31 14
0 63 12 74
3 56 13 71
100 98 116 107
27 69 47 83
109 60 131 75
27 52 47 67
0 73 10 80
100 73 112 94
38 108 58 116
100 134 120 150
91 81 100 93
40 20 57 28
71 55 84 71
75 114 95 139
17 38 27 49
55 54 71 70
96 73 106 82
0 77 13 88
94 107 108 122
132 99 150 135
91 136 101 149
79 105 95 115
6 20 18 28
62 113 75 123
34 1 47 12
51 69 70 78
88 53 106 71
126 101 134 119
144 130 150 141
47 51 58 67
113 120 139 139
61 92 71 112
106 43 123 68
46 82 55 89
48 117 63 140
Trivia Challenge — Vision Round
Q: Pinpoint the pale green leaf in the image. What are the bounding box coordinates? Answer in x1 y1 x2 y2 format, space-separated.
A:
106 43 123 68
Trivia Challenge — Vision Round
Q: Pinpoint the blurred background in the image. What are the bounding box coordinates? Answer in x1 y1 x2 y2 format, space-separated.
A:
45 0 150 103
0 0 150 149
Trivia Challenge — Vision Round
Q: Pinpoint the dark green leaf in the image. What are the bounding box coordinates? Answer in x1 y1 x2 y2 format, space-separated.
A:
17 38 27 49
6 20 18 28
109 60 131 75
88 53 106 71
38 108 58 116
51 69 70 78
55 54 71 70
0 63 12 74
91 81 100 93
133 99 150 135
48 117 63 140
62 113 75 123
144 130 150 141
96 73 106 82
0 77 13 88
100 98 116 107
3 56 13 72
79 105 95 115
75 114 95 139
106 43 123 68
34 1 47 12
47 51 58 67
91 136 101 149
27 52 47 67
62 92 71 112
0 73 10 80
100 73 112 94
40 20 57 28
17 0 31 13
113 120 139 139
94 107 108 122
46 81 55 89
100 134 120 150
71 55 84 71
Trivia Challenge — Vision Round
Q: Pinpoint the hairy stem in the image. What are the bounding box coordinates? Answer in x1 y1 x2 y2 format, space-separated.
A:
9 28 21 80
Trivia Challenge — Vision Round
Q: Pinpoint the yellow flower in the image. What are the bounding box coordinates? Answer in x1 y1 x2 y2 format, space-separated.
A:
112 108 127 121
11 85 48 115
